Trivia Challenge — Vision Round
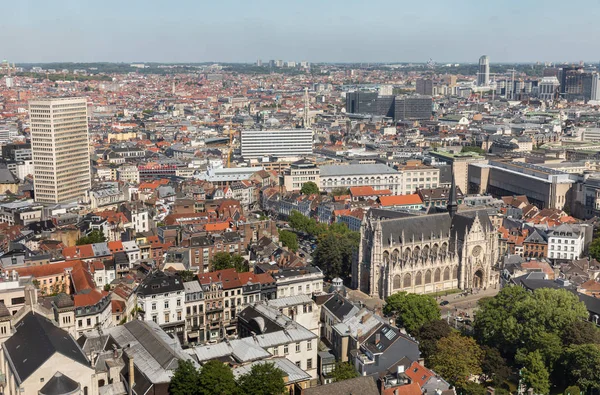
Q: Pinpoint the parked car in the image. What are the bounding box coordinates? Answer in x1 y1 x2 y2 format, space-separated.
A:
440 300 450 306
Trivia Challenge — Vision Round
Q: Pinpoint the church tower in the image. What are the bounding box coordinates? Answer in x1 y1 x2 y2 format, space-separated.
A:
447 174 458 218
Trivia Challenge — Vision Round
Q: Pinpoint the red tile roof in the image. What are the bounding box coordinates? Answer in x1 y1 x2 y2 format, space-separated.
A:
379 194 423 207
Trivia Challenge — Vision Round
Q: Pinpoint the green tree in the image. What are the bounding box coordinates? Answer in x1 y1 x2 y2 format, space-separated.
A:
179 270 196 282
211 252 247 272
330 361 359 382
103 284 111 292
430 333 483 390
461 382 487 395
198 360 238 395
475 287 588 359
279 230 298 252
76 229 106 245
561 344 600 392
518 351 550 395
288 210 309 232
416 320 453 365
237 362 286 395
300 181 319 195
331 187 350 197
383 292 440 335
481 346 511 387
562 320 600 346
589 237 600 261
170 360 201 395
564 386 581 395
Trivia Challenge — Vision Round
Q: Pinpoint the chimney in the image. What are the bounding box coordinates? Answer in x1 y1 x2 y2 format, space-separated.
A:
128 357 134 395
112 344 118 359
397 364 405 375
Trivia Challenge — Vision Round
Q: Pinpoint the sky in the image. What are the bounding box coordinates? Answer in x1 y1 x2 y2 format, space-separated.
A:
4 0 600 64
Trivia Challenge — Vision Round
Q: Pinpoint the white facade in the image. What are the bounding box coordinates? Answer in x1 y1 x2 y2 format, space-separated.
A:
274 268 324 298
138 289 185 327
132 210 150 233
547 224 585 260
122 241 141 264
241 129 313 159
29 97 91 203
319 164 402 194
117 165 140 184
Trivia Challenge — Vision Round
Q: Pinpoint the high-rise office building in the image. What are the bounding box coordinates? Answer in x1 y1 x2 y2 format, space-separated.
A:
477 55 490 86
416 78 433 95
345 91 378 114
393 96 432 121
29 97 91 203
240 129 313 159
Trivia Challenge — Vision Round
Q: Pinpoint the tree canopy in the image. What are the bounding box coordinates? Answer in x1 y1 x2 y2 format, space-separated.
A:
170 360 201 395
300 181 319 195
560 344 600 392
383 292 440 335
278 230 298 252
237 362 286 395
76 229 106 245
330 361 359 382
416 319 453 365
198 360 238 395
518 351 550 395
211 252 248 272
430 332 483 390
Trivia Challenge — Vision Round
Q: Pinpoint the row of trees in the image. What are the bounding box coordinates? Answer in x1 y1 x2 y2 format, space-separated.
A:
170 360 286 395
383 287 600 393
287 210 360 279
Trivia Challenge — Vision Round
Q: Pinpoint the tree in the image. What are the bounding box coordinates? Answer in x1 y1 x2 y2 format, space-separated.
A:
331 187 350 197
383 292 440 335
474 287 588 359
198 360 238 395
416 320 453 365
103 284 111 292
179 270 196 282
430 333 483 390
288 210 309 232
561 344 600 392
237 362 286 395
211 252 247 272
564 386 581 395
76 229 106 245
300 181 319 195
330 361 359 382
562 320 600 346
170 360 201 395
279 230 299 252
461 382 487 395
518 351 550 395
589 237 600 261
480 346 511 387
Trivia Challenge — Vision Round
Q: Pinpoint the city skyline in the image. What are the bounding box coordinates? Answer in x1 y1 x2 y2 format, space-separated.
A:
5 0 600 63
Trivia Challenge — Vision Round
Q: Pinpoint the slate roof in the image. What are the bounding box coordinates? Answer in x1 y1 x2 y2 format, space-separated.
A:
4 313 90 384
323 293 359 322
39 372 80 395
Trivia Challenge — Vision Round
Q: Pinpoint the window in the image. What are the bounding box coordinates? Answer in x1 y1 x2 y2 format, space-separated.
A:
307 340 312 351
307 358 313 370
177 299 181 307
164 313 170 323
164 300 169 309
86 318 91 326
40 378 45 383
284 344 289 355
78 319 82 327
296 342 301 353
273 347 279 356
152 303 157 311
296 361 301 368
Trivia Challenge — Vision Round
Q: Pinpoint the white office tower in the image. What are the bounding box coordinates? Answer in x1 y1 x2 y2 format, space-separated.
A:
29 97 91 203
240 129 313 159
477 55 490 86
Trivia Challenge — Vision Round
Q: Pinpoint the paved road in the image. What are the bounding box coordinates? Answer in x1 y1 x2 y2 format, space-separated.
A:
438 286 500 320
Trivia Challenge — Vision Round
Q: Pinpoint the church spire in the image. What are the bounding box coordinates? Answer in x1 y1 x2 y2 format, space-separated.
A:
448 173 458 218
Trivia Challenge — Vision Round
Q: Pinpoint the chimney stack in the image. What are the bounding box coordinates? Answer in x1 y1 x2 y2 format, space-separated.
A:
128 357 134 395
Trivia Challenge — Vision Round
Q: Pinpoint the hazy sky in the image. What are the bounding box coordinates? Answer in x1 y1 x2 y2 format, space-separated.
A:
4 0 600 63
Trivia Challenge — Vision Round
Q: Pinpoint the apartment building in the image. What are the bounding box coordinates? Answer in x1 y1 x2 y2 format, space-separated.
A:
29 97 91 203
